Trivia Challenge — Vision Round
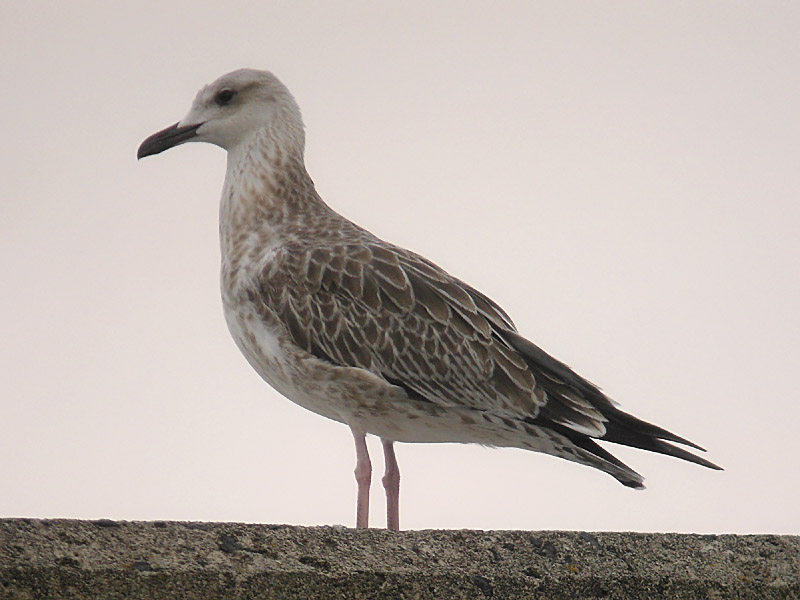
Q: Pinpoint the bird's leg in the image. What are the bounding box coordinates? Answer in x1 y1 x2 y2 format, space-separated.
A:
351 428 371 528
381 439 400 531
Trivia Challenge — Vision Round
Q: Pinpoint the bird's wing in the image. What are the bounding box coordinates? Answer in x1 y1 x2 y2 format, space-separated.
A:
257 240 607 435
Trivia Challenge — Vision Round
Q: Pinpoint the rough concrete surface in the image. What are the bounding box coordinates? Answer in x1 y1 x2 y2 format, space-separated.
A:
0 519 797 599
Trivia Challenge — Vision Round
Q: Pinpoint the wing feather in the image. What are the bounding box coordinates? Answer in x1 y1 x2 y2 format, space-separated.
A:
253 235 718 473
258 241 552 421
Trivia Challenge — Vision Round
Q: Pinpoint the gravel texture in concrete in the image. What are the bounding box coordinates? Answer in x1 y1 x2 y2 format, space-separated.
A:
1 519 797 599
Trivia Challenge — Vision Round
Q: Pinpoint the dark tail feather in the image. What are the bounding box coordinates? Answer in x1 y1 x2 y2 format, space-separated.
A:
498 330 722 474
497 326 722 474
549 415 722 489
599 409 723 470
607 410 706 451
547 422 646 488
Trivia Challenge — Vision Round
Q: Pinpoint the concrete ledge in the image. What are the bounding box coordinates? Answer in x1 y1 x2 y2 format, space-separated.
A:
1 519 797 599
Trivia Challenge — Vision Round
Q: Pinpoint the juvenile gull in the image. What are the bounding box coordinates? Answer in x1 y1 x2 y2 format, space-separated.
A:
138 69 721 530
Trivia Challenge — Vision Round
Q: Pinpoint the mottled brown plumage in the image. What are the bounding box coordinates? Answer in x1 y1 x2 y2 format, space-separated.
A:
138 69 721 530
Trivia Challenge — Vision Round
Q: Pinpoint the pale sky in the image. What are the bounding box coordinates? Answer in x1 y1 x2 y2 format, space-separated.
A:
2 2 799 534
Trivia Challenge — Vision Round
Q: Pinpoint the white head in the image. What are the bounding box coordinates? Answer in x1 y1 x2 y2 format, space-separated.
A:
138 69 305 159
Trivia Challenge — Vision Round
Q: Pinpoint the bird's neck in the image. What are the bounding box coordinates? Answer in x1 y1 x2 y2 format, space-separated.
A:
218 128 333 289
222 127 330 225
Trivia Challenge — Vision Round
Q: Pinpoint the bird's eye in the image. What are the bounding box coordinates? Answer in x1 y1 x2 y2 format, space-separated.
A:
215 89 236 106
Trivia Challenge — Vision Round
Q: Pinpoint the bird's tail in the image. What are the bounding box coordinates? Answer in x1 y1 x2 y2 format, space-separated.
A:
496 327 723 485
600 409 722 471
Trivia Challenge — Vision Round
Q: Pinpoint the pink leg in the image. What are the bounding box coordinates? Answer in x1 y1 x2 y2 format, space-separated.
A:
381 439 400 531
351 428 371 529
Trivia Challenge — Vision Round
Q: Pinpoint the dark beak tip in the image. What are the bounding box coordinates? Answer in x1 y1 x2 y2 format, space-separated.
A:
137 121 202 161
136 142 155 160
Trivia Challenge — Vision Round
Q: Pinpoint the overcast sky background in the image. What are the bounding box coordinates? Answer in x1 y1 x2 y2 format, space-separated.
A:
2 2 798 534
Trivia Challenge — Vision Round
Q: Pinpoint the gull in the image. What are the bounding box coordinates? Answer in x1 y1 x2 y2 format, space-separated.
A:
138 69 721 531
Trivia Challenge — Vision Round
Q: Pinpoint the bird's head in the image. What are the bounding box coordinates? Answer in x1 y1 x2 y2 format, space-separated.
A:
137 69 304 160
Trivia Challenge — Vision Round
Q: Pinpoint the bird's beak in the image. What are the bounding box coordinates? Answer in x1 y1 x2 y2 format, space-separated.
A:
137 122 203 159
